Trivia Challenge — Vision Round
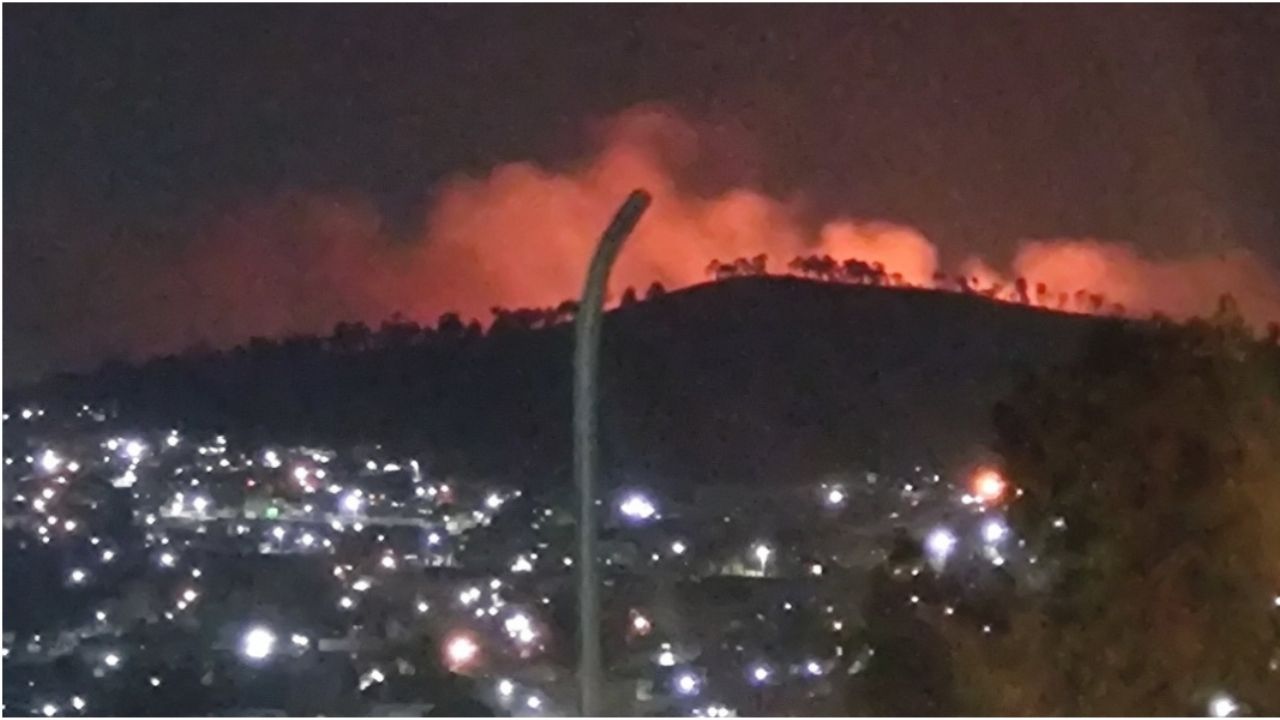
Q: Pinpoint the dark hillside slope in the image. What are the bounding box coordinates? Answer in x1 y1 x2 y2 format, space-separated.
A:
23 277 1111 488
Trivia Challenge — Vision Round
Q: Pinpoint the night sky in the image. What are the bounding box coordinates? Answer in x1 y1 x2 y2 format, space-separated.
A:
6 5 1280 382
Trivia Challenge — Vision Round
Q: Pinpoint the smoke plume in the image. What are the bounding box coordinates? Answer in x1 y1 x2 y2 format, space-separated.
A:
128 105 1279 360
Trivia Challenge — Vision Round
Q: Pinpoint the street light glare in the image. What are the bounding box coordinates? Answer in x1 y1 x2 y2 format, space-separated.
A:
241 626 276 660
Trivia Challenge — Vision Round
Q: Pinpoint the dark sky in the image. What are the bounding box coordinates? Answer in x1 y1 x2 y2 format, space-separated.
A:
6 5 1280 382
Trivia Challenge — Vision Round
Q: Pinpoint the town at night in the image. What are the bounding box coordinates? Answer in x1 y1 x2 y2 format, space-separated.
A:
5 4 1280 717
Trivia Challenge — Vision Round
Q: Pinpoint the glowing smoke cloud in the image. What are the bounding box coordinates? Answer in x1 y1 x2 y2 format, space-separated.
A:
123 105 1280 360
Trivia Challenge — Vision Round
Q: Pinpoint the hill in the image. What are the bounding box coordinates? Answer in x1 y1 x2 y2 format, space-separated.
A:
17 277 1115 488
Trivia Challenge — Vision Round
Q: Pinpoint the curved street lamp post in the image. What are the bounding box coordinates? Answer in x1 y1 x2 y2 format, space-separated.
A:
574 189 652 715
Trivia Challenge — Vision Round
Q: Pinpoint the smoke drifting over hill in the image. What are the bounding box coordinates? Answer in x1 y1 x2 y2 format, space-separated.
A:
110 106 1280 362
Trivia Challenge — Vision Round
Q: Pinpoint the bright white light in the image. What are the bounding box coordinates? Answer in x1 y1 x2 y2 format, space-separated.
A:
39 450 62 473
526 695 542 710
504 613 532 636
657 650 676 667
825 487 846 506
619 493 657 520
510 556 533 573
459 587 481 605
339 596 354 609
104 652 120 668
95 610 107 622
485 493 503 510
810 563 824 576
497 679 514 697
417 601 430 614
42 487 56 500
925 527 957 566
380 555 397 570
22 408 34 420
124 440 145 461
427 532 441 545
753 543 772 566
806 660 823 676
166 433 180 448
68 568 87 584
671 540 687 555
271 526 286 541
352 578 371 592
41 703 57 717
445 634 479 668
291 633 309 648
632 613 652 633
982 518 1008 544
241 626 276 660
292 466 309 483
676 673 699 695
70 697 85 711
182 588 198 602
1209 693 1239 718
191 496 209 514
750 665 771 683
300 533 315 548
64 520 77 532
340 492 363 514
150 676 161 687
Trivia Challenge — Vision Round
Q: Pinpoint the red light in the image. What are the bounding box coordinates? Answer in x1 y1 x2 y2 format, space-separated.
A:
972 469 1006 504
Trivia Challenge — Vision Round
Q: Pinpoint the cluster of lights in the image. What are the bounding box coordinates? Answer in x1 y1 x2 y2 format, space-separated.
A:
618 493 657 521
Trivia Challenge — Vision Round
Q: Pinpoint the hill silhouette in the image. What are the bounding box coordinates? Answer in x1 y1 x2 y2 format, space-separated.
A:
20 277 1114 489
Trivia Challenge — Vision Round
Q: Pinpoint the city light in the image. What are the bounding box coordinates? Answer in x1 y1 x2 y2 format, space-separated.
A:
340 491 363 514
925 527 957 568
241 626 276 661
124 439 146 461
971 468 1007 505
806 660 824 676
671 540 687 555
103 652 121 668
657 649 677 667
631 612 652 635
675 672 700 695
619 493 657 521
39 450 62 474
749 664 771 684
825 486 846 506
753 542 772 572
497 679 515 698
1209 693 1239 718
444 633 480 670
982 517 1008 544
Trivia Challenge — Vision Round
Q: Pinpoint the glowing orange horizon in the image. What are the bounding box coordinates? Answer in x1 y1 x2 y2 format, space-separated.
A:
116 105 1280 361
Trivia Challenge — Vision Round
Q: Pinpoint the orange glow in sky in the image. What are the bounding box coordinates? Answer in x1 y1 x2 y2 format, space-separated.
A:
971 468 1007 505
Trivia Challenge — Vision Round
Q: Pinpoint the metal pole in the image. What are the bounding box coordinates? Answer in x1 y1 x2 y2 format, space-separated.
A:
575 189 651 716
